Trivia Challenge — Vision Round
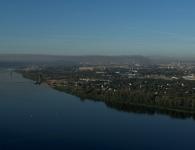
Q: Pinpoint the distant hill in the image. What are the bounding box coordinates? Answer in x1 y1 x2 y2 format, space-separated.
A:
0 54 152 67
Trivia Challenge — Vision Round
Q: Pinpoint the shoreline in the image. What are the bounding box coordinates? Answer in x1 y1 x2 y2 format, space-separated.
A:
17 70 195 119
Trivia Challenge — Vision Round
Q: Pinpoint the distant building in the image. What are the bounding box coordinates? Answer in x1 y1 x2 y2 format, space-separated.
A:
183 74 195 80
79 67 94 71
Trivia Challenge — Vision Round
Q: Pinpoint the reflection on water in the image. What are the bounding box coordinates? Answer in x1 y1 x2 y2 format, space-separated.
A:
2 70 195 119
76 97 195 120
1 69 195 150
104 101 195 120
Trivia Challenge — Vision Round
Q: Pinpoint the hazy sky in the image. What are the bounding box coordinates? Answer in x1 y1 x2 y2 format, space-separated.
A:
1 0 195 56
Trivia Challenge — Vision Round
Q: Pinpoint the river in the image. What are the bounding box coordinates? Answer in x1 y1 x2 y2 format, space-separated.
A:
0 70 195 150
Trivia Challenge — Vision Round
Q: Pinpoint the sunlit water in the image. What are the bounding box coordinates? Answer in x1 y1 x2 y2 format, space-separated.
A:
0 70 195 150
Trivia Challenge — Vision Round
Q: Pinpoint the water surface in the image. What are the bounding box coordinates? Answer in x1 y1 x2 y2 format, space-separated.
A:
0 70 195 150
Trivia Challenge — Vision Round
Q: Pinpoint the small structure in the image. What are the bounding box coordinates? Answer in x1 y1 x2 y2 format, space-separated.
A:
79 67 94 71
183 74 195 80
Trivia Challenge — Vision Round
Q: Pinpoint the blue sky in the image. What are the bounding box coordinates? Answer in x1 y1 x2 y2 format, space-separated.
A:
1 0 195 56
